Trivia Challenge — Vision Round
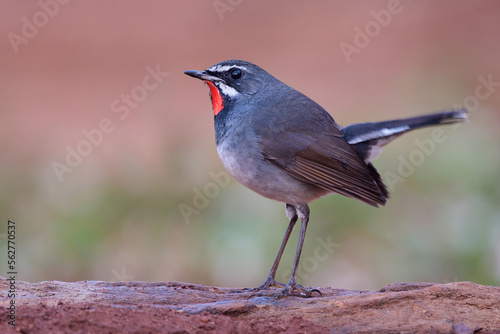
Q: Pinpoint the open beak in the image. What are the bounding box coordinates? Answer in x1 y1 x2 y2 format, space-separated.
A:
184 70 223 83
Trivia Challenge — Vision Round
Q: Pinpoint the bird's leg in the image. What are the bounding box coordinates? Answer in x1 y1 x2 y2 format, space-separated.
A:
274 204 321 298
250 204 298 291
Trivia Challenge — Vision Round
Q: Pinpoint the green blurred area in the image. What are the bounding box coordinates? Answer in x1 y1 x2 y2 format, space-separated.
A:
1 1 499 290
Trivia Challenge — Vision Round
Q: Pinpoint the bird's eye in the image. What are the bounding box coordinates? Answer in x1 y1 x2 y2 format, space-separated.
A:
230 68 242 80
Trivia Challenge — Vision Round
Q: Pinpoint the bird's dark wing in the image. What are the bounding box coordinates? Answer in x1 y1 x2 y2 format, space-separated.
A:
248 87 388 208
260 128 389 207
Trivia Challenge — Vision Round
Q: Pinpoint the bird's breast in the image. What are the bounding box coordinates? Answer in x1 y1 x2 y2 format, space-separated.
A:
216 136 329 205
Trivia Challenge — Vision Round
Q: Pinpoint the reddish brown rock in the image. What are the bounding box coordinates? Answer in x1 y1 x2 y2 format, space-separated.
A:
0 278 499 333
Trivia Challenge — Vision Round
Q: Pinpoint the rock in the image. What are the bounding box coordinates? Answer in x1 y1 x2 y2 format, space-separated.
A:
0 278 499 333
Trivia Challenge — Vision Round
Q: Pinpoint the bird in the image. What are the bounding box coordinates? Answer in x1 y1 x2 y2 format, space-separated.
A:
184 59 468 298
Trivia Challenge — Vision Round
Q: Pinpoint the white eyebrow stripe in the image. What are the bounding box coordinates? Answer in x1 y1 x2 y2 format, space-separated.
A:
207 65 247 73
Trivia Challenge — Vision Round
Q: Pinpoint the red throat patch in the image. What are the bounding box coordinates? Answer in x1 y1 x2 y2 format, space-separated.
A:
205 81 224 115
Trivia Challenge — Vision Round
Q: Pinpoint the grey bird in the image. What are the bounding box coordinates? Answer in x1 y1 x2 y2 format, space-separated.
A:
184 60 467 298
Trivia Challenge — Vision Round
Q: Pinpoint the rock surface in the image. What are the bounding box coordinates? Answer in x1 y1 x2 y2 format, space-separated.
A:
0 278 499 333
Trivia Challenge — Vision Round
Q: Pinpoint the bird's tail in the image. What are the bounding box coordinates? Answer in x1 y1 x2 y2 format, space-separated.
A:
343 110 468 162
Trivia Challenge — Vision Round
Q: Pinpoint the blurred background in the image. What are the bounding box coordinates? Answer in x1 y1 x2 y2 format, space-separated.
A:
1 1 499 291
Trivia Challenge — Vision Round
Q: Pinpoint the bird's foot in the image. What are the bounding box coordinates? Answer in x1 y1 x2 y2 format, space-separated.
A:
229 276 285 294
251 276 286 291
272 282 322 298
248 279 321 299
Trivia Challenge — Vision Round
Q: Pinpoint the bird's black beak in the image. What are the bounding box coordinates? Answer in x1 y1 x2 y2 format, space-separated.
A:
184 70 223 83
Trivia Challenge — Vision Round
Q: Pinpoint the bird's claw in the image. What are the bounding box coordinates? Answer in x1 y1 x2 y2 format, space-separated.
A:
247 278 322 299
272 282 322 298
